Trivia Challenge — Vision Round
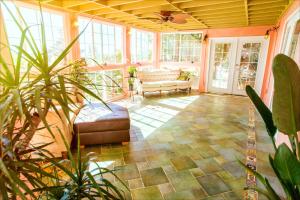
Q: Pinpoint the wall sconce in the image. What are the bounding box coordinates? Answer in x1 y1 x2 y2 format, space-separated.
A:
203 34 208 43
264 26 279 39
73 20 79 27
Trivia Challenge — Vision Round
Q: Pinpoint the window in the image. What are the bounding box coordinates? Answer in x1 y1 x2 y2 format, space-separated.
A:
78 17 123 66
161 33 202 62
1 2 65 67
85 69 123 101
130 28 153 63
281 8 300 64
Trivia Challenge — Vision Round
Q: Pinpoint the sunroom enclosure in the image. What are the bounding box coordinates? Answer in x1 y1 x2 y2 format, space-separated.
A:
1 1 211 102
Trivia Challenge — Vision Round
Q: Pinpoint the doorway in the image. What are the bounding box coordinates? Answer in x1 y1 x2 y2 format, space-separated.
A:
207 37 268 95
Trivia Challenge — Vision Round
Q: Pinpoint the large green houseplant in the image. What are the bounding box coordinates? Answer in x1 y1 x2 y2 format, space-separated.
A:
0 1 126 199
242 54 300 200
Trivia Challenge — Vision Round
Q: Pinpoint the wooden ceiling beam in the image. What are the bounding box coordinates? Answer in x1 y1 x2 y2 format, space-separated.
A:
200 13 246 20
62 0 90 8
193 10 244 17
103 12 131 19
249 10 283 15
75 3 105 12
130 6 177 15
117 0 168 11
244 0 249 26
170 0 193 3
106 0 143 6
248 0 287 6
250 13 281 18
177 0 240 8
249 19 277 23
34 0 292 31
89 8 118 15
185 3 244 13
204 19 246 24
40 0 55 3
248 3 287 11
90 0 176 30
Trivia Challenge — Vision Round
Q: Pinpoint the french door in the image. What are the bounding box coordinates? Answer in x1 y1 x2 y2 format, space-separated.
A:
207 37 268 95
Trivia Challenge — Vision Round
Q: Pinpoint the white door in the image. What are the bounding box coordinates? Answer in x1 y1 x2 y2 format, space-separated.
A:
208 37 268 95
207 38 237 94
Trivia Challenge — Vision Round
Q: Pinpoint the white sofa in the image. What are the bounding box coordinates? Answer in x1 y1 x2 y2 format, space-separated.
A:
137 69 193 96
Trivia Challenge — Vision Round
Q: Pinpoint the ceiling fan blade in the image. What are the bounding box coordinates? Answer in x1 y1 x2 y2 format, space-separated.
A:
170 13 189 24
172 13 190 20
172 19 187 24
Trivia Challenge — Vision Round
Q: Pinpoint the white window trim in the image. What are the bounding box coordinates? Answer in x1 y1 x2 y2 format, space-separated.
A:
78 16 125 65
160 32 203 64
130 27 154 64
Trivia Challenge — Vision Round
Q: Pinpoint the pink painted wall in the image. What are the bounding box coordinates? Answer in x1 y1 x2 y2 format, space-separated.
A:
257 0 300 147
261 0 300 105
198 25 274 92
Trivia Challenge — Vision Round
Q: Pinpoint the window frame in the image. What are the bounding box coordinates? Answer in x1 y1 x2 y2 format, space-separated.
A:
78 16 125 67
160 31 203 64
130 28 155 64
0 1 69 67
280 7 300 56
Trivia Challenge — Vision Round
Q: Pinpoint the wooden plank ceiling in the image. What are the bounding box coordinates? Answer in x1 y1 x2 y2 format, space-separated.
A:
38 0 293 31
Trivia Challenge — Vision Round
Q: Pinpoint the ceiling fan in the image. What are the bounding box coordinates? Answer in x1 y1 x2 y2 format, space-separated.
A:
141 11 190 24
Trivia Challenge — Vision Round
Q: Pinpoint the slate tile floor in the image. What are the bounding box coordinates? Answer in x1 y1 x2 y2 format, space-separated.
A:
81 92 276 200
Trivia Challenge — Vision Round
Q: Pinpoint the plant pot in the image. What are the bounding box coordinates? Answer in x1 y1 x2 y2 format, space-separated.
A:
129 73 134 78
129 84 133 91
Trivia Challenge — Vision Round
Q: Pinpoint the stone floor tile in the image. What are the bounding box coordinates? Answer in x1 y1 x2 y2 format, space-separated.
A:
128 178 144 189
189 168 205 177
124 150 147 164
115 164 140 180
131 186 164 200
80 93 277 199
223 161 245 178
222 191 243 200
197 174 230 196
158 183 175 195
140 167 169 186
224 177 245 191
171 156 197 171
196 158 223 174
167 171 201 191
162 164 177 174
164 188 207 200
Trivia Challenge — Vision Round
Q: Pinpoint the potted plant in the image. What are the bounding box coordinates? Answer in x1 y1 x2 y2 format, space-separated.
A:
0 2 127 199
240 54 300 200
70 58 89 104
127 66 137 77
128 77 134 91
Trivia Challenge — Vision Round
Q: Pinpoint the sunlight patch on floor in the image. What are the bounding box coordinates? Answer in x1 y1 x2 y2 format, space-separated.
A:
130 105 179 138
89 161 115 175
158 95 199 109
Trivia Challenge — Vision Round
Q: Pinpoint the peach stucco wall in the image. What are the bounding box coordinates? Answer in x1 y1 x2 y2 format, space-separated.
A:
261 0 300 105
257 0 300 147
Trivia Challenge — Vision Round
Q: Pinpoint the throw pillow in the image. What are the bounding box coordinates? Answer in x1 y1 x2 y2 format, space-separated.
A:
177 71 191 81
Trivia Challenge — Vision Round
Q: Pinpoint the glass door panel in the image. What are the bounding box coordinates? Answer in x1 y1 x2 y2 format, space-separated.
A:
208 39 237 93
233 38 267 95
237 42 261 89
208 37 268 95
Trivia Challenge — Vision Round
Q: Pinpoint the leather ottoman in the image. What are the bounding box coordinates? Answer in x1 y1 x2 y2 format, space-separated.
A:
73 103 130 145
